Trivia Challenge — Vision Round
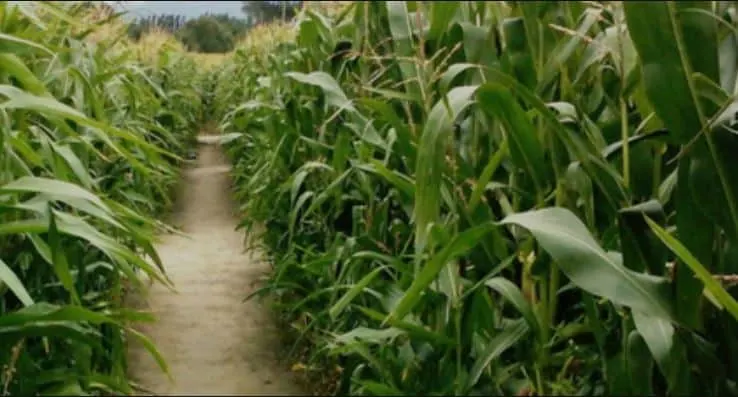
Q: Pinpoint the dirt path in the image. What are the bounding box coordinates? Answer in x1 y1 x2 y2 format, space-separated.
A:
126 138 303 395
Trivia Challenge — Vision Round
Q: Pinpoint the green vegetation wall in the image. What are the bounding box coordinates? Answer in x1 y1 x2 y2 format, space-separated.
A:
128 13 253 53
0 2 202 394
215 1 738 396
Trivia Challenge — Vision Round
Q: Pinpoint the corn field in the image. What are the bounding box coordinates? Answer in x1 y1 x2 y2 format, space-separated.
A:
215 1 738 396
4 0 738 396
0 2 201 395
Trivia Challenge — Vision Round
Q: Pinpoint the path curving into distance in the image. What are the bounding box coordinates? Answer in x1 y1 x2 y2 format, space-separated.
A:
126 136 303 395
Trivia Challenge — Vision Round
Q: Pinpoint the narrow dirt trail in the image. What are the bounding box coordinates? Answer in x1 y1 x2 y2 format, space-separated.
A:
126 138 303 395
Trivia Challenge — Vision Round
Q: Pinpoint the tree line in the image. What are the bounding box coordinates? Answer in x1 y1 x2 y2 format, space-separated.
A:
126 1 304 53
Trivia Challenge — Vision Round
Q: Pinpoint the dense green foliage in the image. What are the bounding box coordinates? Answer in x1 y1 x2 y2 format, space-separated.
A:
127 14 188 40
175 15 235 54
8 1 738 396
241 1 304 25
0 2 200 395
206 14 253 43
126 1 308 53
215 1 738 396
128 13 252 53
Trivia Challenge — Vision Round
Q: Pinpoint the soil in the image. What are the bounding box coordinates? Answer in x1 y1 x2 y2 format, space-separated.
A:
126 138 304 395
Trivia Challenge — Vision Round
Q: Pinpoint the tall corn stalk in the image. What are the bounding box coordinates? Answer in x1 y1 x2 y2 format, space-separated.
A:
0 2 202 394
216 1 738 395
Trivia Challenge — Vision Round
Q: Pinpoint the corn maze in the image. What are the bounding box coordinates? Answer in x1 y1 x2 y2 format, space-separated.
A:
3 1 738 396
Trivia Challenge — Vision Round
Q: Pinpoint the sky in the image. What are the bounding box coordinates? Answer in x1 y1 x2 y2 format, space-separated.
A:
108 1 245 20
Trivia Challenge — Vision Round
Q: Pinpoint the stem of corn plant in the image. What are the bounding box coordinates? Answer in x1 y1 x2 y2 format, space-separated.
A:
455 304 462 395
617 13 630 190
535 266 549 395
546 73 567 336
534 365 545 396
547 255 560 327
535 192 549 395
620 98 630 189
667 2 738 238
652 145 663 197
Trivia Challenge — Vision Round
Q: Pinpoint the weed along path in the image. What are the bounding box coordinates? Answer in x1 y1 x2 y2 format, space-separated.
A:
126 136 303 395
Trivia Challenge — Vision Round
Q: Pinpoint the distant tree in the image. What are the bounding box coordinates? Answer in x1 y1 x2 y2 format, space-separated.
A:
128 14 187 40
241 1 303 25
127 13 192 40
126 12 251 53
176 16 235 53
203 12 253 40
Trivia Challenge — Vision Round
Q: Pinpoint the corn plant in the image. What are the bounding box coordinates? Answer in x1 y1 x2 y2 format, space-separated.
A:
0 2 201 395
217 1 738 395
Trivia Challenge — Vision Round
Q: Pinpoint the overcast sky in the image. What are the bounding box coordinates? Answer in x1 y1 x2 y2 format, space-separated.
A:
109 1 245 20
